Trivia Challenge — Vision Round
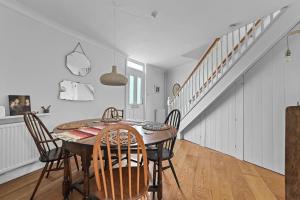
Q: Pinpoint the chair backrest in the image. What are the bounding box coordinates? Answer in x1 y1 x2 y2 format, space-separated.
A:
93 124 149 200
117 109 124 119
102 107 119 120
165 109 181 131
163 109 181 156
23 112 58 158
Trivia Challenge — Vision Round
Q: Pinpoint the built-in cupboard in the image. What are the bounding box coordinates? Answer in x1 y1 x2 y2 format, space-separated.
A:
184 34 300 174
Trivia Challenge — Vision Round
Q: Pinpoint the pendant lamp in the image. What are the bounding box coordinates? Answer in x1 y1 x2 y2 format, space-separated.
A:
285 30 300 62
100 2 128 86
100 65 128 86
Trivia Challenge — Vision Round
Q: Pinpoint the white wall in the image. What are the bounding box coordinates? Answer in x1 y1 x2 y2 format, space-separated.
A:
165 60 196 99
0 4 170 182
243 25 300 174
184 78 244 160
0 4 126 129
145 64 166 122
182 24 300 174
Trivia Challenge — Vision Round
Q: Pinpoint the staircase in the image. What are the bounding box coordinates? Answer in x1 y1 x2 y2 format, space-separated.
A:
168 8 286 134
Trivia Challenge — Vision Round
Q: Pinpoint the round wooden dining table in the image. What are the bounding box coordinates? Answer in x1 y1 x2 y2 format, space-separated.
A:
53 118 177 200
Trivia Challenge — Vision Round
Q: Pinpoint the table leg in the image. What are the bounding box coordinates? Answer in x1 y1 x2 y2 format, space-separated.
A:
157 143 163 200
81 150 92 200
103 149 108 170
63 148 72 200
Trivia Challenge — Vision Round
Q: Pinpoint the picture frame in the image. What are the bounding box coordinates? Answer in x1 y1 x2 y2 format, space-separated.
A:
8 95 31 116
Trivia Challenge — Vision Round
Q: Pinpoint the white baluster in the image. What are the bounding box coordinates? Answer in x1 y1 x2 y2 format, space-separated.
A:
207 57 209 89
236 29 241 59
227 32 231 66
225 34 228 71
210 48 213 85
183 85 185 114
231 30 234 62
214 45 217 82
216 43 220 77
203 62 205 93
220 37 223 77
187 80 190 111
198 64 201 97
183 88 185 114
239 26 246 53
210 50 213 85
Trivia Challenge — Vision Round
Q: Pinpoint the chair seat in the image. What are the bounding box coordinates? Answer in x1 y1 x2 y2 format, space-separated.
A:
39 147 74 162
95 167 149 200
147 148 173 161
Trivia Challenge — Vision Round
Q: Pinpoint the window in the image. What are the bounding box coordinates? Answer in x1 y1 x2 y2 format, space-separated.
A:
127 60 144 71
129 76 135 105
137 77 142 104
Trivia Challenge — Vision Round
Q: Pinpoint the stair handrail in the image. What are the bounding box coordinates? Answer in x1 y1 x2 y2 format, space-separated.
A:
177 19 262 95
178 38 220 93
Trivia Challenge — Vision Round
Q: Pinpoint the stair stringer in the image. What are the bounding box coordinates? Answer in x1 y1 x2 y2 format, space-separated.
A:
179 3 300 137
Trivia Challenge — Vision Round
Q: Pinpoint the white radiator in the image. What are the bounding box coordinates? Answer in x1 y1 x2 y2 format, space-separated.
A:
0 122 39 175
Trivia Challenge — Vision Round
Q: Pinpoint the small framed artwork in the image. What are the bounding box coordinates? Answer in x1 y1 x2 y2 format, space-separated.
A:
8 95 31 116
154 85 160 93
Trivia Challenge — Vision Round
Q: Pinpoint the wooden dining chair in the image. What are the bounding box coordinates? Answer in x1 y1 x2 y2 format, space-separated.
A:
93 124 149 200
102 107 119 120
117 109 124 119
23 112 79 200
147 109 181 194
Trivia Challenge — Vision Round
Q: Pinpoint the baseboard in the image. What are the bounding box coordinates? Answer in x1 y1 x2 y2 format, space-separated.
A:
0 161 44 184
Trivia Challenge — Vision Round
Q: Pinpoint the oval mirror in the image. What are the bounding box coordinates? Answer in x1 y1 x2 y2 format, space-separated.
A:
66 43 91 76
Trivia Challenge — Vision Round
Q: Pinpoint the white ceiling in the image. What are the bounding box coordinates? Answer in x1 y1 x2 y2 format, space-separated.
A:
4 0 294 68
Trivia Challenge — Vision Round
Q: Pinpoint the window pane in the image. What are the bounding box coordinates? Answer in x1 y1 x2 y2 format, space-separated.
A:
129 76 135 104
137 77 142 104
127 60 144 71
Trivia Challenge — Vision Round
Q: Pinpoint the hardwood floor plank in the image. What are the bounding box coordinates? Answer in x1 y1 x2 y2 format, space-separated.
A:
192 145 213 200
226 159 256 200
0 140 284 200
255 166 284 200
239 161 277 200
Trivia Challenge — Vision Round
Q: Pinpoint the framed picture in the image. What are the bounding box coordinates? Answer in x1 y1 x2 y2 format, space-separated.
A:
154 85 160 93
8 95 31 116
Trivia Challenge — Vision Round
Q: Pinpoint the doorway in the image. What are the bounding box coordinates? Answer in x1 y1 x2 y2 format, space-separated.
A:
125 59 145 121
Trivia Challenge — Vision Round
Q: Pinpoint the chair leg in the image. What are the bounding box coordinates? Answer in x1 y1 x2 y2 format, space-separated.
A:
31 162 49 200
168 159 180 189
56 160 60 169
74 155 80 171
152 161 157 200
46 161 54 178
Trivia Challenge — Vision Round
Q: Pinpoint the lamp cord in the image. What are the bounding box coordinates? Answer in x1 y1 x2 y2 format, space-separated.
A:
113 1 116 66
287 34 290 49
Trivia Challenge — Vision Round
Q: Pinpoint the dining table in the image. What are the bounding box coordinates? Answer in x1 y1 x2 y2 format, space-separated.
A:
53 118 177 200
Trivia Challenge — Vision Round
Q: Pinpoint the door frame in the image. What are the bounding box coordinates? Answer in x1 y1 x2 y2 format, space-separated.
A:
125 58 146 120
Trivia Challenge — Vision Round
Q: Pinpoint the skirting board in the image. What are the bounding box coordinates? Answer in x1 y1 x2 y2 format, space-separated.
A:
0 161 43 184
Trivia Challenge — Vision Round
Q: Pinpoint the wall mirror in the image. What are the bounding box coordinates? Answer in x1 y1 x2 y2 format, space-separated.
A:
59 80 95 101
66 43 91 76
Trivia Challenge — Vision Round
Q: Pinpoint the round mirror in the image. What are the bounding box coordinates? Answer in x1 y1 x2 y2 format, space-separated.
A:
66 43 91 76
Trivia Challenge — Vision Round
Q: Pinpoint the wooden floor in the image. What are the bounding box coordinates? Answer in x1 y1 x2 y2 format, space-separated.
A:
0 140 284 200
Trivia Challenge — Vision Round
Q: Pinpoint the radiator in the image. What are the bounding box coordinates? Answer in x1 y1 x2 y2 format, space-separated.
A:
0 122 39 175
